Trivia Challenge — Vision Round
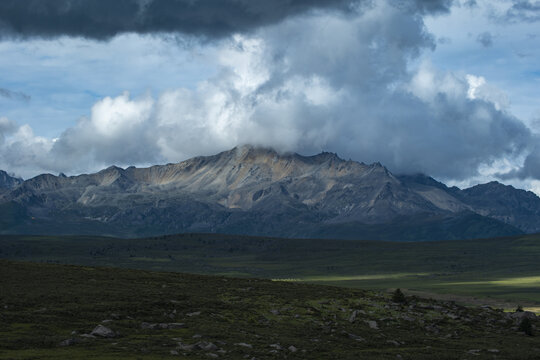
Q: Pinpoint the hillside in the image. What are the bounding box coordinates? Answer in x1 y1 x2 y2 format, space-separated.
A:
0 145 539 240
1 260 538 359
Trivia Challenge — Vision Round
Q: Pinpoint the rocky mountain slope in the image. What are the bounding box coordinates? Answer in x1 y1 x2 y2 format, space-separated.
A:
0 170 22 194
0 145 538 240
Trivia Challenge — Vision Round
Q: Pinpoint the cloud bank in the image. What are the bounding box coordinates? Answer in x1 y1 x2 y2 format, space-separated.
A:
0 0 534 183
503 0 540 23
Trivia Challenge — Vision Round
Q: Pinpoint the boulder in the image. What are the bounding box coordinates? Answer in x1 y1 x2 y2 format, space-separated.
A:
90 325 116 338
366 320 379 330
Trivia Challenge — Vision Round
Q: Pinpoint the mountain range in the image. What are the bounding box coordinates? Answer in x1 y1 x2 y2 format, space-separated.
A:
1 145 539 241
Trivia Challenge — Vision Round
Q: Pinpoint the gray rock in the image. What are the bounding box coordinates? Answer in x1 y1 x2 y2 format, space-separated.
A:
288 345 298 352
401 315 415 322
344 332 365 342
59 338 79 347
235 342 253 348
90 325 115 338
178 342 196 351
141 322 185 330
197 341 218 351
365 320 379 330
349 310 358 323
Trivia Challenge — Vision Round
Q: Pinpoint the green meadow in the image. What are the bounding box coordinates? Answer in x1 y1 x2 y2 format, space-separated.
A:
1 232 540 308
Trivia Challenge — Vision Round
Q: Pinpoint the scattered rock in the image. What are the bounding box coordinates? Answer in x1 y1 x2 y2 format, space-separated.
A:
170 350 179 355
349 310 358 323
401 315 415 322
344 332 365 341
178 342 196 351
59 338 79 347
235 342 253 348
141 322 185 330
288 345 298 352
90 325 115 338
270 309 280 315
269 344 282 350
187 311 201 317
168 323 186 329
510 311 536 321
197 341 218 351
366 320 379 330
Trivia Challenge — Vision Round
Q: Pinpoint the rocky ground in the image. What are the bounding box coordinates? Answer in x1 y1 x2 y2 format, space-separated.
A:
0 260 538 359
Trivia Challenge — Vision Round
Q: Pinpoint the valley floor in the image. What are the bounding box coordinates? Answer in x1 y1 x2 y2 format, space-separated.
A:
1 233 540 308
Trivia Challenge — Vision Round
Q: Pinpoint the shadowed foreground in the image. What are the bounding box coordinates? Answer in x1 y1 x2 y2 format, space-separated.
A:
0 260 538 359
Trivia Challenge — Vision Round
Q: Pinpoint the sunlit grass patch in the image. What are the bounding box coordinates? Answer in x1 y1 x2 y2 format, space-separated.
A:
443 275 540 287
301 273 431 282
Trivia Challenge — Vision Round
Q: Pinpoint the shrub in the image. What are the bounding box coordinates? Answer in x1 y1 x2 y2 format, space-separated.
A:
516 305 524 312
518 318 533 336
392 288 407 304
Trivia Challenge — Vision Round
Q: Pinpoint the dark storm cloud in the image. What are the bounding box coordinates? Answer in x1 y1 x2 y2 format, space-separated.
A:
0 0 351 40
503 1 540 23
0 88 30 102
396 0 454 14
499 144 540 180
0 0 453 40
477 31 493 47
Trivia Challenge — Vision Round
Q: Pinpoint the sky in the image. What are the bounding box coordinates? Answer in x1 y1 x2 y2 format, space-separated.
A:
0 0 539 193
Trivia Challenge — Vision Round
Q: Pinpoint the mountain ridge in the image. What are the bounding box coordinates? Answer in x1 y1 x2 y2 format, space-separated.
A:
0 145 537 240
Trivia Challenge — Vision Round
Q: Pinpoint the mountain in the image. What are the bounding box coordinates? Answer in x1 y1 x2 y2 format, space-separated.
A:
0 170 22 193
0 145 536 240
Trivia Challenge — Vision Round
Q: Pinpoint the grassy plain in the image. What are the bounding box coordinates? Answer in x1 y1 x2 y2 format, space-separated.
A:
1 233 540 308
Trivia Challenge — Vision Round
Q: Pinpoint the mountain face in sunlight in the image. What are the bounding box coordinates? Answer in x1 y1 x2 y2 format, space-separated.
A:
0 145 537 240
